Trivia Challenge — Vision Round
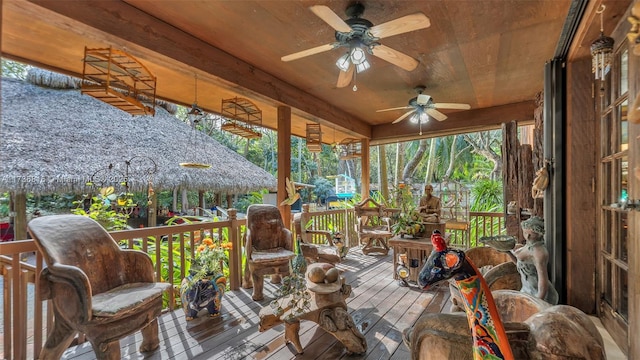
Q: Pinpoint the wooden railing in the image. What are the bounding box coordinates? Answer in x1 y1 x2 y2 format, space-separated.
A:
446 211 506 248
0 211 246 359
292 208 358 248
0 209 503 358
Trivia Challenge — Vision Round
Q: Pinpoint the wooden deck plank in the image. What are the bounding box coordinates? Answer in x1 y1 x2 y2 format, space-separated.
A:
59 247 452 360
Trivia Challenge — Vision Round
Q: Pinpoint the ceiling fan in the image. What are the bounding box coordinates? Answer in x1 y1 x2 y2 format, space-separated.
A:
377 86 471 124
281 3 431 88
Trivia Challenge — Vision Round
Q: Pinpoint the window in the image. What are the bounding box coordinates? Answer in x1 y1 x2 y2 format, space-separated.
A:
598 44 629 328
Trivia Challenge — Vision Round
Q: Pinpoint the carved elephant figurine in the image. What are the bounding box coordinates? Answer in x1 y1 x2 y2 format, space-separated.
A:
180 273 226 320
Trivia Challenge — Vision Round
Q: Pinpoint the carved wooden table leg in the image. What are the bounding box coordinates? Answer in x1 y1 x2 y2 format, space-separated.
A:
283 320 304 354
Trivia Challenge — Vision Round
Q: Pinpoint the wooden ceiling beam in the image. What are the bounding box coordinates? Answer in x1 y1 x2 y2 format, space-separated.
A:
28 0 371 138
370 100 535 145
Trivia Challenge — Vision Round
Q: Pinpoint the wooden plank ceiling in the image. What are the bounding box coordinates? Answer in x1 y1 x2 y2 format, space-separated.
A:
1 0 577 144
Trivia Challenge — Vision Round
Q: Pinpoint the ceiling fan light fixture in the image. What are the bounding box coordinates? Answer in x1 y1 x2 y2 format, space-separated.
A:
349 46 366 65
336 53 351 72
355 60 370 73
410 111 429 124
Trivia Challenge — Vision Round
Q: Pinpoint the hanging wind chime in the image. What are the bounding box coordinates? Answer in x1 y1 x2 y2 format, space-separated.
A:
590 5 614 94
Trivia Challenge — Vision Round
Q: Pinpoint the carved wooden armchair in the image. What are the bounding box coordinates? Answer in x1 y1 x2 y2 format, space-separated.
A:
354 198 393 255
27 215 171 360
293 205 341 265
242 204 295 301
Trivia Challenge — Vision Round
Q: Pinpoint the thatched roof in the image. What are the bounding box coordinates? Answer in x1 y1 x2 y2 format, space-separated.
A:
0 70 276 195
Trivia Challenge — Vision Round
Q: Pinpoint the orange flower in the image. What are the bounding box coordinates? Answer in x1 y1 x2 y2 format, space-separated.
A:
202 237 214 246
221 242 233 250
197 244 206 253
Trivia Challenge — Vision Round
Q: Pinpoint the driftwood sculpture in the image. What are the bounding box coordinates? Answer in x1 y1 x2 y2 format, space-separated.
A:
258 263 366 354
405 231 605 360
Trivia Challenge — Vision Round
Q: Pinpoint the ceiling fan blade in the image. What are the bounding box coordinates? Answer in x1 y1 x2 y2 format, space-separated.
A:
426 108 448 121
309 5 352 33
376 106 412 112
281 43 335 62
434 102 471 110
336 63 355 88
369 13 431 39
371 44 419 71
392 109 416 124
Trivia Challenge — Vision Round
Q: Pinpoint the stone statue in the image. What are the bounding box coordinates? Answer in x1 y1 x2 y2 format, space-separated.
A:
507 216 559 305
417 184 441 223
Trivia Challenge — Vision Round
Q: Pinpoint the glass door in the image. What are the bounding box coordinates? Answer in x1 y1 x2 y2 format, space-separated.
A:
598 45 629 353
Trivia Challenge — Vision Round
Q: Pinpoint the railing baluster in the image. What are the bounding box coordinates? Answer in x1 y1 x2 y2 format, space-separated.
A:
34 252 44 357
3 264 13 359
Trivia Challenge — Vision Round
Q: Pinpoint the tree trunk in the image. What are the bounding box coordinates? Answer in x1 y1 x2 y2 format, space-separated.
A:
394 142 406 186
443 135 458 181
403 139 428 181
379 144 389 202
463 132 503 180
424 139 437 184
172 187 178 212
181 188 189 213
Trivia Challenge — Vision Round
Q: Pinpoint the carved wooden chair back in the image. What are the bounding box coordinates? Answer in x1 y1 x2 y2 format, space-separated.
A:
354 198 391 233
246 204 292 251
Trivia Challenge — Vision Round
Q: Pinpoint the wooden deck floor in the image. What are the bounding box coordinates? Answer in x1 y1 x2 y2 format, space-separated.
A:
60 248 452 360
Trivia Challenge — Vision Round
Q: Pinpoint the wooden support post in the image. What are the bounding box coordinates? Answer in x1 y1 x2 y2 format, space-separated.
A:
277 106 292 228
518 144 534 235
227 208 240 290
12 192 27 240
198 190 205 216
360 138 370 199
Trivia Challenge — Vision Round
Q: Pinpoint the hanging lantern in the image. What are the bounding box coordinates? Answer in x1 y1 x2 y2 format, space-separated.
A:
306 123 322 152
591 5 614 82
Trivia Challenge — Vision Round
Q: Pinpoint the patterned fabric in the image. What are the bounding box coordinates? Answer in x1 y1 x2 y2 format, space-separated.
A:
180 273 226 320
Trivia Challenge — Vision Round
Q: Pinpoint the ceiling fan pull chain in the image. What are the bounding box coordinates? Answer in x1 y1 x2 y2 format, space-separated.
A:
352 70 358 92
419 119 423 135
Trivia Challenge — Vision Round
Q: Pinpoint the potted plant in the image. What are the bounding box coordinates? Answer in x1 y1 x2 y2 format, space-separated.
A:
179 236 228 320
390 185 425 238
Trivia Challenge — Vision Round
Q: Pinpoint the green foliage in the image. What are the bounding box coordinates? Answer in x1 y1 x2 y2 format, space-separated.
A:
312 177 334 203
127 236 188 307
71 195 129 231
233 190 265 213
0 194 9 218
187 236 228 286
389 185 424 236
470 179 503 212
